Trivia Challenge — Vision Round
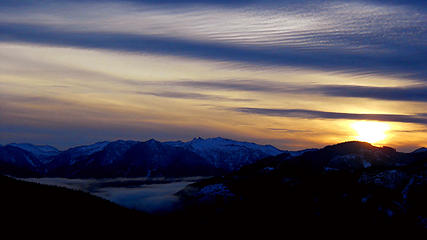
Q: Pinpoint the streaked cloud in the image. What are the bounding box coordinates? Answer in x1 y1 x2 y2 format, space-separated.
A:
302 84 427 102
136 91 254 102
0 0 425 79
172 80 427 102
234 107 427 125
0 22 425 80
269 128 313 133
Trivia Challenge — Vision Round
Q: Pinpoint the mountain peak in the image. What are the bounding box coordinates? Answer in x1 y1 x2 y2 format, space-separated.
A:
191 137 235 143
329 141 375 148
165 136 284 171
413 147 427 153
7 143 60 159
286 141 400 172
65 141 111 157
8 143 59 151
325 141 396 153
146 139 161 144
143 139 163 149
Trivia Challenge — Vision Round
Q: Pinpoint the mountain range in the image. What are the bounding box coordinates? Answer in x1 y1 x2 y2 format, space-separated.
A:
0 137 285 178
1 139 426 233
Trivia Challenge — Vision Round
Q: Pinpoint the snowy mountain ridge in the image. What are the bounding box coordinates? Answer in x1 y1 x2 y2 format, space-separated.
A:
8 143 60 158
165 137 283 170
1 137 285 178
7 143 60 164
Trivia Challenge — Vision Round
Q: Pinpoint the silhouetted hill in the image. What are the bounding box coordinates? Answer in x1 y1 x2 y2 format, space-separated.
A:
178 141 427 234
0 174 157 235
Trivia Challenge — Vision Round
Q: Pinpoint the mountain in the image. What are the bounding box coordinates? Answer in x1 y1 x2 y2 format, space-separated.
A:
0 145 44 177
118 139 216 177
177 141 427 232
47 140 134 177
281 141 407 172
49 140 111 166
7 143 60 163
413 147 427 154
48 139 214 178
165 137 283 171
1 138 285 178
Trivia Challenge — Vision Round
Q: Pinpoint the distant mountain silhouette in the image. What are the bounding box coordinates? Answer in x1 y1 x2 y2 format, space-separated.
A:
0 137 284 178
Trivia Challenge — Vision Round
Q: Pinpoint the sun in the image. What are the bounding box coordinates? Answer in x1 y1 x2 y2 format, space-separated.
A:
351 121 390 144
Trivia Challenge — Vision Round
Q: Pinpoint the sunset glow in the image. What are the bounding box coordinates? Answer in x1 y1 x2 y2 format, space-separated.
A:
0 0 426 152
351 121 390 144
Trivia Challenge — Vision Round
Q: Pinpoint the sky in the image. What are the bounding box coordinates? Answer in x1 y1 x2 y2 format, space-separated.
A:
0 0 426 151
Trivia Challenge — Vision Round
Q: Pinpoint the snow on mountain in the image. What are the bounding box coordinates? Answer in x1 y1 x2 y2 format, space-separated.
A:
168 137 283 155
67 141 111 157
165 137 283 171
0 145 44 177
7 143 60 164
3 137 286 177
8 143 59 158
93 140 138 166
48 141 111 168
115 139 215 178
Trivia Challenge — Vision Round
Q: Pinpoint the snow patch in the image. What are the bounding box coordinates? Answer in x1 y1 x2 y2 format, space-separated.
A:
8 143 59 159
71 141 110 155
324 167 339 172
197 184 235 199
362 160 372 168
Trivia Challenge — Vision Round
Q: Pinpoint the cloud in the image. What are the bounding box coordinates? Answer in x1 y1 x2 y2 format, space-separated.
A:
392 129 427 133
174 80 282 93
0 0 426 80
136 91 254 102
0 22 424 80
173 80 427 102
234 107 427 125
269 128 313 133
304 84 427 102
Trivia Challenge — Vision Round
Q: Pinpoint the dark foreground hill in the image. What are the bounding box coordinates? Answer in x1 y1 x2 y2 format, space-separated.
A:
0 175 161 236
0 174 247 237
177 141 427 234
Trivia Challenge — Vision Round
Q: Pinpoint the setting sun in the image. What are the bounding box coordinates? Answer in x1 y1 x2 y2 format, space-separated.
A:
351 121 390 144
